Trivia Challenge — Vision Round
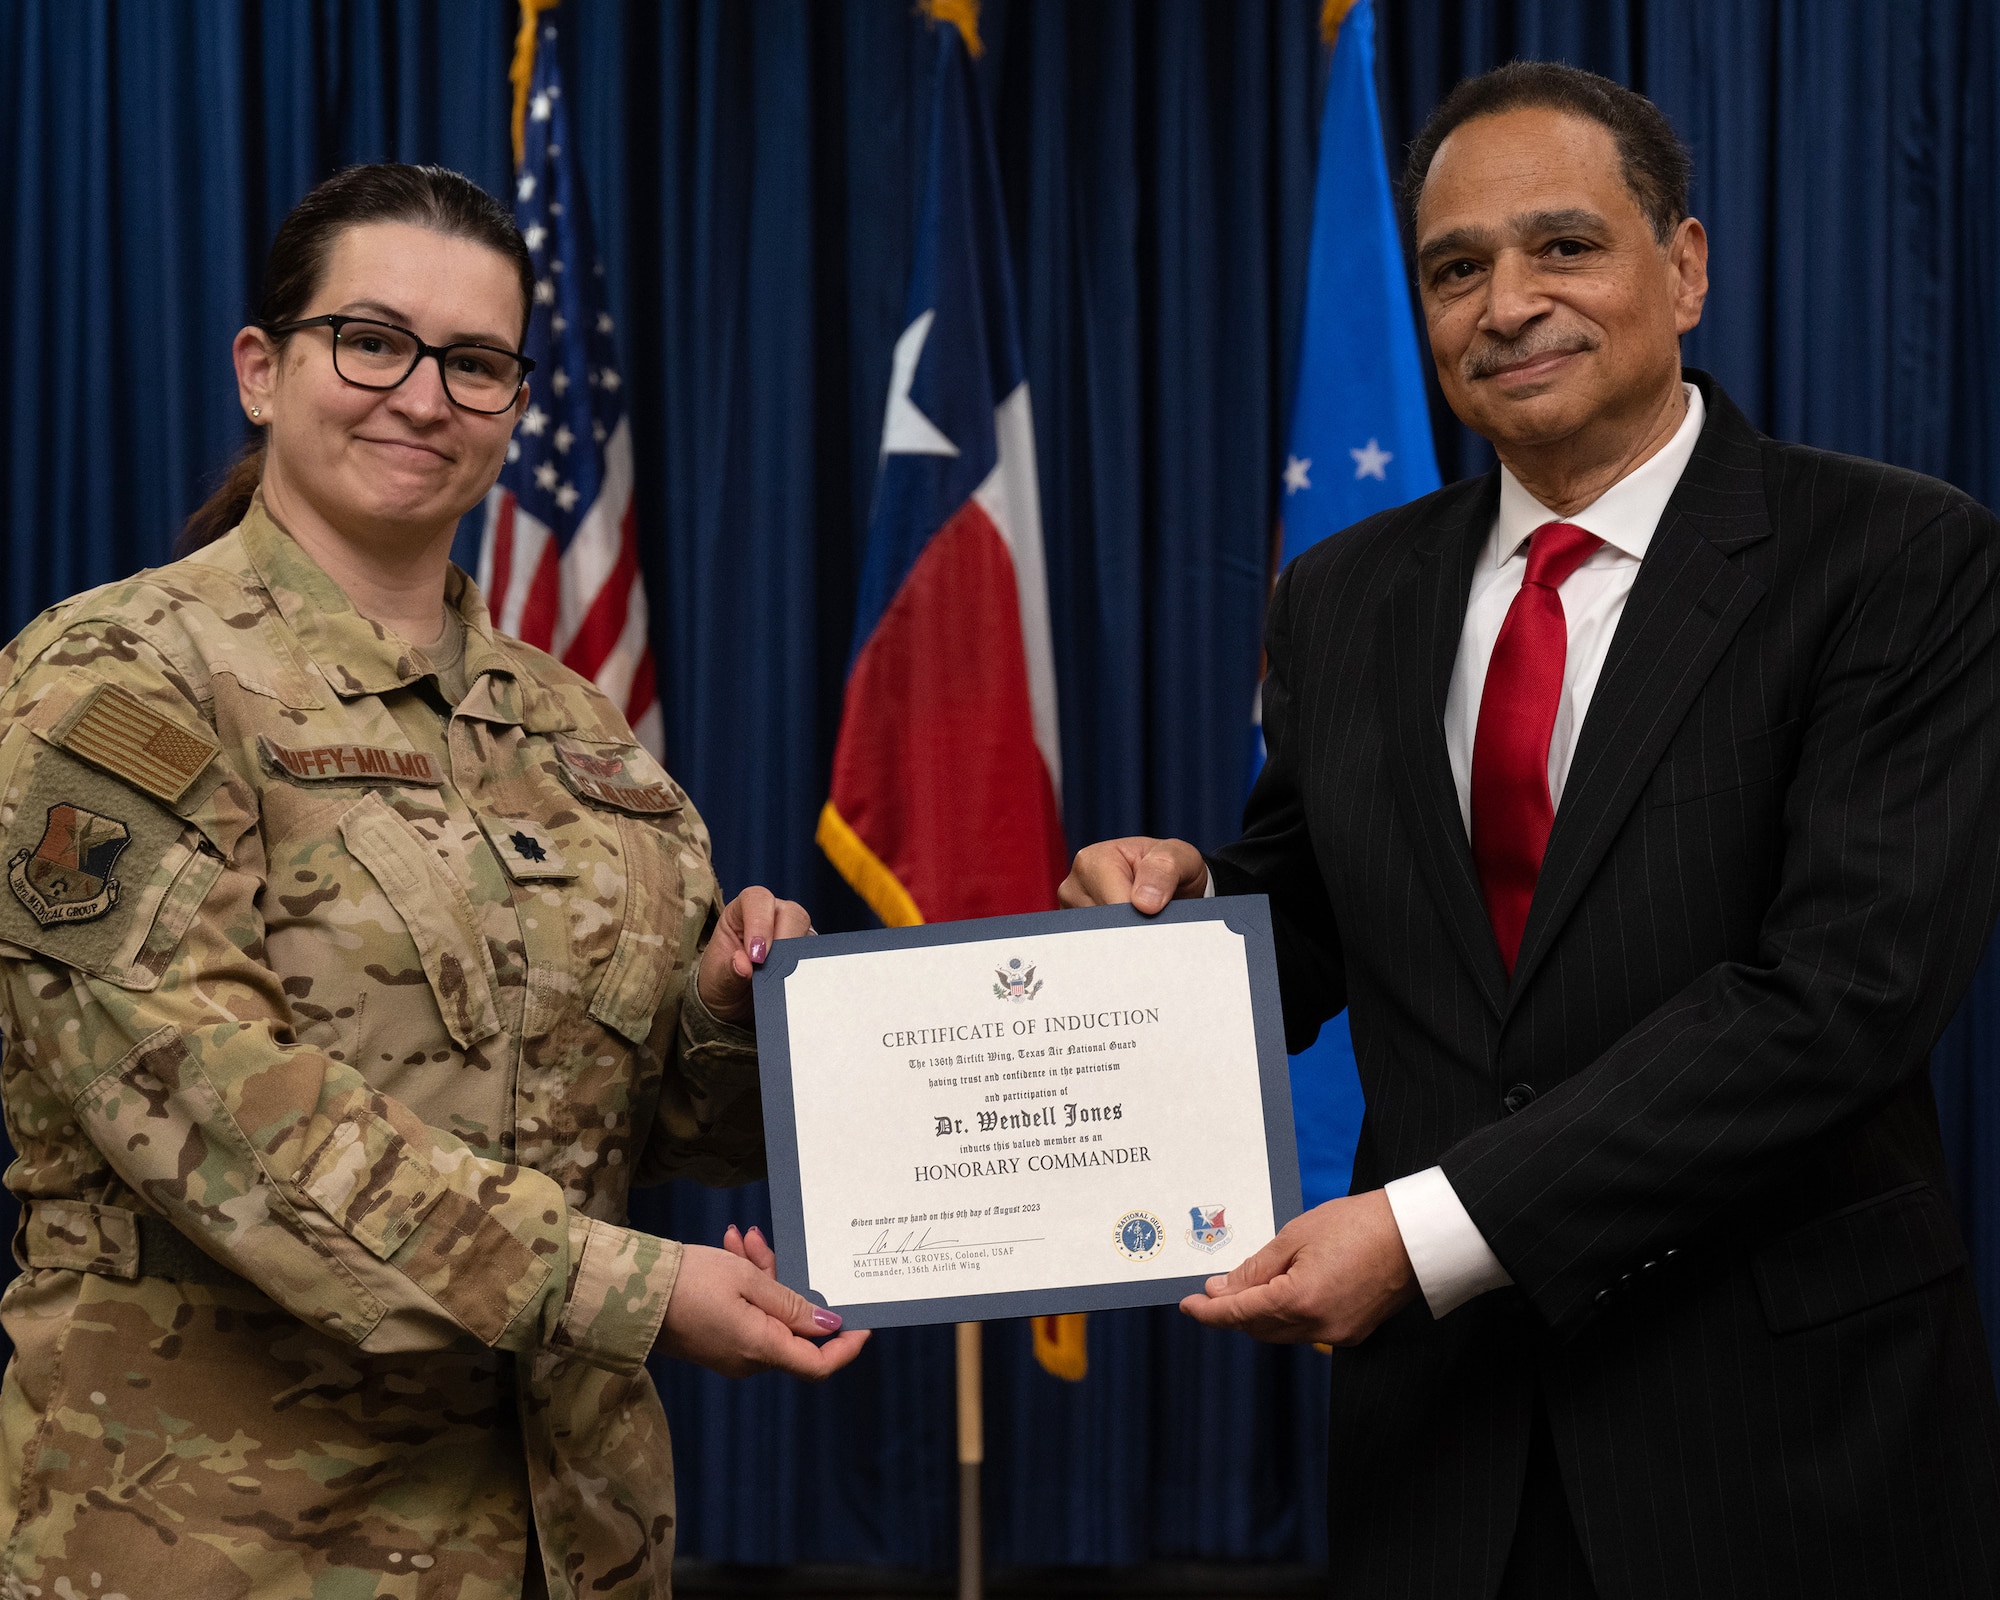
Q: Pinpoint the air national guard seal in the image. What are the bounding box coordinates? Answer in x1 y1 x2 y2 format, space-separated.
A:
9 803 131 925
1113 1209 1165 1262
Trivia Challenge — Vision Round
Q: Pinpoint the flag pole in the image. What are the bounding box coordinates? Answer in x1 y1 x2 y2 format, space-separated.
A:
956 1320 984 1600
834 4 1007 1588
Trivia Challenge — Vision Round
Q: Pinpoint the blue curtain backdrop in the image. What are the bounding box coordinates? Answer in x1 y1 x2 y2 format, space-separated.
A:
1 0 1997 1572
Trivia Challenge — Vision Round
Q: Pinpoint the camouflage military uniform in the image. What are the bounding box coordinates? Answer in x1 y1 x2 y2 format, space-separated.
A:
0 497 764 1598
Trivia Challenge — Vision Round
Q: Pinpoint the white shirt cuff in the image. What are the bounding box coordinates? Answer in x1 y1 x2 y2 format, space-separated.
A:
1201 867 1215 897
1383 1166 1513 1318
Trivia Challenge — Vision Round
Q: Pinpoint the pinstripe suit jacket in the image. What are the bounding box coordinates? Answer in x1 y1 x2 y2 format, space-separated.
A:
1209 372 2000 1600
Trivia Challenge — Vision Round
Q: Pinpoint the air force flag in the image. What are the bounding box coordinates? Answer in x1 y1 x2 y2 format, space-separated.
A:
1275 0 1440 1209
1281 0 1439 566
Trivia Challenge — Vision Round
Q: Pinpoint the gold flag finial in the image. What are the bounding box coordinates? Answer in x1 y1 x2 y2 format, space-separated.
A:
1321 0 1359 45
511 0 562 170
920 0 984 59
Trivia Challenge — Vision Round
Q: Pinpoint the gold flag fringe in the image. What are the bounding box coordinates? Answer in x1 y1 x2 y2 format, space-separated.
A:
1032 1313 1088 1382
816 801 926 929
920 0 984 59
511 0 562 171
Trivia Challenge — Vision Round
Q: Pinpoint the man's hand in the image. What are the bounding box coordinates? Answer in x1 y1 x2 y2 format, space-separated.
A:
1059 836 1210 914
653 1228 869 1379
1180 1190 1419 1346
697 886 812 1024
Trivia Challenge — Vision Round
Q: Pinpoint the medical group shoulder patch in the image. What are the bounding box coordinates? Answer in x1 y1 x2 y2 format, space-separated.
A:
0 745 188 973
53 683 218 805
9 803 131 924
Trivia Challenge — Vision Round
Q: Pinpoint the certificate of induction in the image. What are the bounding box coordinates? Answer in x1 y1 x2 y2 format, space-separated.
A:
752 897 1301 1328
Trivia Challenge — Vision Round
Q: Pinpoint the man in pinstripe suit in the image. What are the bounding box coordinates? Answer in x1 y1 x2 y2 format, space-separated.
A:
1064 62 2000 1599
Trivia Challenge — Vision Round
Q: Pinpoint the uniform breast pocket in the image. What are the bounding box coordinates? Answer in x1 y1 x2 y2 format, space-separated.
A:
586 813 689 1045
338 791 503 1049
1650 719 1799 808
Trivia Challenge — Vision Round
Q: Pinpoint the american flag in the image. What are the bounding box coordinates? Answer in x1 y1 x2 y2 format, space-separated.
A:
479 10 660 755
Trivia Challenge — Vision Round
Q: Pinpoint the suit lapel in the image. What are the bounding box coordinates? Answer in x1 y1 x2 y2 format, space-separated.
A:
1377 474 1511 1018
1505 378 1773 1006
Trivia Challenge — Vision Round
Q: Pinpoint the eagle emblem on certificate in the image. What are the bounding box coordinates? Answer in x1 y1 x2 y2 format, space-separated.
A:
992 957 1042 1001
1187 1205 1233 1253
9 803 131 925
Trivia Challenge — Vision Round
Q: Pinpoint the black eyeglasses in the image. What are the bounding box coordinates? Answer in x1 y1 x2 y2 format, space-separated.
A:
265 314 535 414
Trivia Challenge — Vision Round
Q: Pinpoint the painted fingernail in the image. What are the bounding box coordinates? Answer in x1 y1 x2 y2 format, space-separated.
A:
748 1226 765 1243
812 1308 842 1332
749 937 769 964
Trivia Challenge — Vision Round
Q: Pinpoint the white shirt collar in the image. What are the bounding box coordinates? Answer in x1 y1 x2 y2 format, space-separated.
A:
1492 382 1706 568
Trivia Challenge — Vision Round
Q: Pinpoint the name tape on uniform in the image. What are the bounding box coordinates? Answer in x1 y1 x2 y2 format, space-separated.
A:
54 684 219 805
260 736 444 787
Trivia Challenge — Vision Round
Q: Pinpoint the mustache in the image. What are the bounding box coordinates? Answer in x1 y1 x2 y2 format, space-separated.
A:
1463 330 1597 380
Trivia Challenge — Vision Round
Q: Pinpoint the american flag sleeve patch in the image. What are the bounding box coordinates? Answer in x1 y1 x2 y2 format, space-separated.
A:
52 684 219 805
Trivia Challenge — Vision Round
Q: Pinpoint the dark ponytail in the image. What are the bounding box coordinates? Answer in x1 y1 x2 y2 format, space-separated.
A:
177 444 271 556
176 162 534 558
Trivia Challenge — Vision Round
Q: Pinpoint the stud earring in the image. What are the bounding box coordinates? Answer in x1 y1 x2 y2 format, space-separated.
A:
250 407 261 419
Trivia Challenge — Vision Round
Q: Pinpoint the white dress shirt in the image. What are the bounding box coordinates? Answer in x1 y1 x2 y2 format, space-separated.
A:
1383 383 1706 1316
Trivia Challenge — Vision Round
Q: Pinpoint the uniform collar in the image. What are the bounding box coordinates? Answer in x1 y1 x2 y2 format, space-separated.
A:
1492 381 1707 568
447 564 534 726
239 493 526 720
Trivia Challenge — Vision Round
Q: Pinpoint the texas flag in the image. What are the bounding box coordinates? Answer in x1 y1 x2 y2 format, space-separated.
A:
816 16 1064 932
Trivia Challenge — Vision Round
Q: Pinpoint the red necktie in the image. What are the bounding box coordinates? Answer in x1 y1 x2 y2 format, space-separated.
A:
1471 520 1603 976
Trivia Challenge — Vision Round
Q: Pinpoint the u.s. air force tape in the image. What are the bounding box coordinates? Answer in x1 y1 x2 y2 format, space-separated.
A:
553 742 681 814
51 684 219 805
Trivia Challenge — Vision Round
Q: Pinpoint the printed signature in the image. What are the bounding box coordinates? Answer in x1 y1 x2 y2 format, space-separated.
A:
857 1227 960 1257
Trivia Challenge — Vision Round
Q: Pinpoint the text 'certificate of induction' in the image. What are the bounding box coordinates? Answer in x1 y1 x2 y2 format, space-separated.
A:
752 897 1302 1328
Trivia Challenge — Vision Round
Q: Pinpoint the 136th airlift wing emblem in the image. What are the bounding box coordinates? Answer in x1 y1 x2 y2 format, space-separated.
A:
8 803 131 924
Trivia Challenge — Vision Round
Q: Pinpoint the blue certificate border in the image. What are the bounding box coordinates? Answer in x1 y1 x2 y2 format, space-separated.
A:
751 895 1302 1328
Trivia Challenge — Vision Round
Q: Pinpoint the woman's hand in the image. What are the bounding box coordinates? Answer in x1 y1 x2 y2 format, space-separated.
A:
653 1227 869 1379
696 886 812 1024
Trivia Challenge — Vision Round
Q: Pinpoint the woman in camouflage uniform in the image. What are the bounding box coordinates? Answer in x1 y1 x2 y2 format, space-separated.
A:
0 164 862 1600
